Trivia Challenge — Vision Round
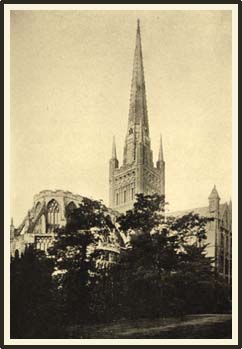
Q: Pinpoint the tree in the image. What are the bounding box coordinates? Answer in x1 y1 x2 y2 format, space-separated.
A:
48 197 118 325
11 194 231 338
10 246 59 338
114 193 227 318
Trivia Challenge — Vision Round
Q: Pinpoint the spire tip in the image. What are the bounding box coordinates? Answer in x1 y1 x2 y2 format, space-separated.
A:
137 18 140 32
209 185 220 200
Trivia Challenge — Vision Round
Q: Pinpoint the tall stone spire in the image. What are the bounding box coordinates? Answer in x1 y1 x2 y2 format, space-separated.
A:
128 19 149 133
109 21 165 211
123 20 152 166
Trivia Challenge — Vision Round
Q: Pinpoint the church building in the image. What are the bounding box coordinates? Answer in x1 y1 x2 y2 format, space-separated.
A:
10 20 232 284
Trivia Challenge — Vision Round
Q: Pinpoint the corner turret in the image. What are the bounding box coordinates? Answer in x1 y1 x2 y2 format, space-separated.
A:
208 185 220 215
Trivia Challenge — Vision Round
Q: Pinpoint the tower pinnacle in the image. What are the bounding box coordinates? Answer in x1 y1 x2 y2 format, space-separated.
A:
112 136 117 159
158 135 164 161
209 185 220 200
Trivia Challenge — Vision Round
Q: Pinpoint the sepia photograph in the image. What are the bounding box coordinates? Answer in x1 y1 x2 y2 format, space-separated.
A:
4 3 238 346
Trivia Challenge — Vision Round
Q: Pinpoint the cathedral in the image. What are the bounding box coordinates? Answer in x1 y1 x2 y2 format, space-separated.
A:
10 20 232 284
109 20 165 213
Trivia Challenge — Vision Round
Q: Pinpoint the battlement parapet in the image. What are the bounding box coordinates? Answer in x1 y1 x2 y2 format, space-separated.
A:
34 190 84 204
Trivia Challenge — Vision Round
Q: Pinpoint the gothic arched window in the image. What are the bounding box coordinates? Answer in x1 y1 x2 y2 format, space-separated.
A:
47 199 60 231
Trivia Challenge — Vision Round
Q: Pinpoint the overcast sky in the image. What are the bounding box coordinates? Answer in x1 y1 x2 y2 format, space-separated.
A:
10 10 232 226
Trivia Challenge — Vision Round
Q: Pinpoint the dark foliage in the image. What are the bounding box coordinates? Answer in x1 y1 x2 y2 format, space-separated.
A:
11 194 231 338
10 246 62 338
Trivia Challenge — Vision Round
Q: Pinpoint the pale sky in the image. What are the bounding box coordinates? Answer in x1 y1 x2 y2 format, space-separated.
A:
10 10 232 226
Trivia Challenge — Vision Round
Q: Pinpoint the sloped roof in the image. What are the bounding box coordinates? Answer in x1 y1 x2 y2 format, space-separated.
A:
169 203 228 218
168 206 209 218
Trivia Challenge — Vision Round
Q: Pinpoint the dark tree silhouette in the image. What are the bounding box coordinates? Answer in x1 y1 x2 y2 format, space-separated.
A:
11 194 231 338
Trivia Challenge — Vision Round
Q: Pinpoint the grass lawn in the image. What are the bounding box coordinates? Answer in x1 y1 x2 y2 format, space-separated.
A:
68 313 232 339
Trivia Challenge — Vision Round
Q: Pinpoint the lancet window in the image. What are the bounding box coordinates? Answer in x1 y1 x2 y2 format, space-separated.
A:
47 199 60 230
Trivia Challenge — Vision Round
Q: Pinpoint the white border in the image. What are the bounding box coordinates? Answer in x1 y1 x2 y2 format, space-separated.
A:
4 3 238 346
